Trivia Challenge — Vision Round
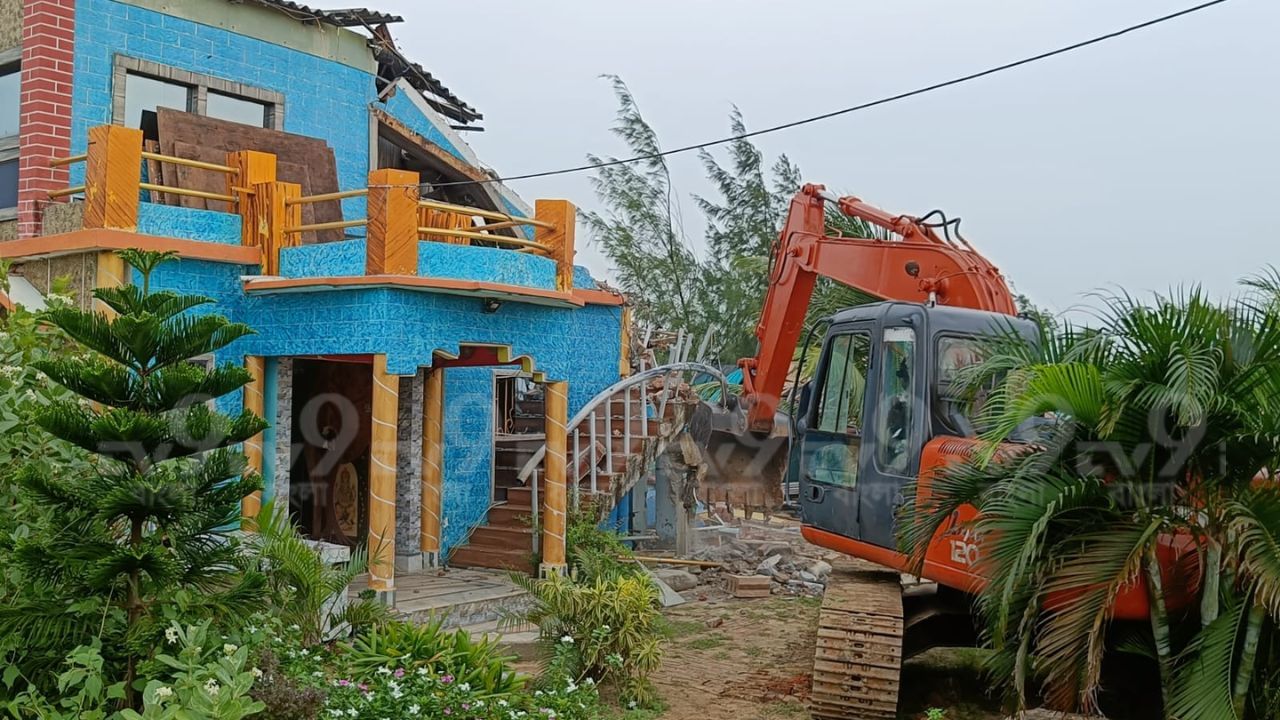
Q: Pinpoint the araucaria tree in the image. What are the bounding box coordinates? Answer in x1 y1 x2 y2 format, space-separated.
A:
1 250 266 696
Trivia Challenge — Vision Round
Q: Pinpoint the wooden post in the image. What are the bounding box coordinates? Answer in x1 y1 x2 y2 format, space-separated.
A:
419 367 443 566
619 306 633 377
241 356 266 528
366 169 419 276
540 380 569 576
251 181 301 275
228 150 277 251
369 354 399 593
94 251 127 319
534 199 576 292
83 125 143 231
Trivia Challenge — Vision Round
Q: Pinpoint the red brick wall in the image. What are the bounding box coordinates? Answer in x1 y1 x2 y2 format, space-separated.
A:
17 0 74 238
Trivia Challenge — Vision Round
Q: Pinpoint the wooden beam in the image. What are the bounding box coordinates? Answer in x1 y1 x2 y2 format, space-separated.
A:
534 199 576 292
419 367 443 565
94 250 127 319
540 380 569 576
228 150 277 250
366 169 419 276
251 181 301 275
241 356 266 528
83 125 143 231
368 354 400 592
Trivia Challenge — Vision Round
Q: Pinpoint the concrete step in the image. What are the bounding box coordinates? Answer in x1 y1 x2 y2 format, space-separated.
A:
449 545 534 574
487 503 534 526
468 524 533 549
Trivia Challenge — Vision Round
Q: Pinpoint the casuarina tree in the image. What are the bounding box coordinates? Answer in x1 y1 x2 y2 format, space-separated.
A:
0 249 267 699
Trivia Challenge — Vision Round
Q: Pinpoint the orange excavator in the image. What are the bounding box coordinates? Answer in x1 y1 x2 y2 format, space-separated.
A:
702 184 1194 719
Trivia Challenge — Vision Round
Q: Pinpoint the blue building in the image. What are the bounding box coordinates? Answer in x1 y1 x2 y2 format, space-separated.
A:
0 0 633 593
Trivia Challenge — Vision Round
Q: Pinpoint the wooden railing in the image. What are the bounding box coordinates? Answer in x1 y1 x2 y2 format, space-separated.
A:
46 125 578 291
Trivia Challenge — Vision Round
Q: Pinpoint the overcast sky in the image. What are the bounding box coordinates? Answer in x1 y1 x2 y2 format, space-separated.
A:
378 0 1278 317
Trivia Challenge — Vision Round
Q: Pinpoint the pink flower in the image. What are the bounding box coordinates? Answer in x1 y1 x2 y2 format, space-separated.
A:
462 704 471 710
394 668 405 678
441 675 454 685
337 679 350 687
443 709 452 716
357 683 368 692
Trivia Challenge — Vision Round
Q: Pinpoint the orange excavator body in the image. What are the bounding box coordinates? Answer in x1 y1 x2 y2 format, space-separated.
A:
721 184 1194 620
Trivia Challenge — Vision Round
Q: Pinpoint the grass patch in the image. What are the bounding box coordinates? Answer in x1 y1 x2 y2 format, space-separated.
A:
685 635 727 651
759 700 809 718
657 617 707 639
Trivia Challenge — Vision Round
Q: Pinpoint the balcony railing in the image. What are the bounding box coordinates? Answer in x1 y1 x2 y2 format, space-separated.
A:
47 125 577 290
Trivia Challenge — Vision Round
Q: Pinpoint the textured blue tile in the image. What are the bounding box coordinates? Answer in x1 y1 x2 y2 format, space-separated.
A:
137 204 241 244
418 242 556 289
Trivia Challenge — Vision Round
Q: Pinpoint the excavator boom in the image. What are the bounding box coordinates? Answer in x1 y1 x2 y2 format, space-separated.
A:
738 184 1016 433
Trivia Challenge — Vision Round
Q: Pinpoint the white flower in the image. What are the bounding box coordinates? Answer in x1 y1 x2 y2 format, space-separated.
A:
416 667 429 676
329 710 344 718
289 624 301 631
154 686 173 700
299 648 310 657
391 689 404 700
223 643 238 655
628 700 638 709
559 635 574 645
376 666 392 675
408 705 421 716
498 700 509 708
247 625 259 634
312 671 323 677
566 681 578 693
204 679 220 696
251 667 264 679
583 677 595 686
346 710 358 718
164 627 179 644
458 682 471 692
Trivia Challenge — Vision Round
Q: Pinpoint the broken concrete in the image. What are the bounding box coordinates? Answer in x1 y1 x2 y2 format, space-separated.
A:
652 568 699 592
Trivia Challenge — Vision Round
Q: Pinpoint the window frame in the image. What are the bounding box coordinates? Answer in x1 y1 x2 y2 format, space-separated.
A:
872 325 919 477
111 56 285 130
813 330 873 437
0 48 20 219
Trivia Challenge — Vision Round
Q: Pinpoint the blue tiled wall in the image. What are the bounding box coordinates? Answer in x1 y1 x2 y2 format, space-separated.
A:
134 258 256 415
71 0 472 223
441 366 495 554
381 91 465 164
418 243 556 289
137 204 241 244
278 239 366 278
572 265 598 290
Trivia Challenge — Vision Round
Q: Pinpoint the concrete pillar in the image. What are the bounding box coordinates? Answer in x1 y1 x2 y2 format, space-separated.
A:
540 380 569 576
272 358 294 511
419 367 443 567
395 372 424 572
94 251 126 319
241 356 266 527
368 355 399 595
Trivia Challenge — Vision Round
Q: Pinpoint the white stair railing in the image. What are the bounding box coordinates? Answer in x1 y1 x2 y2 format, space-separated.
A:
517 361 730 550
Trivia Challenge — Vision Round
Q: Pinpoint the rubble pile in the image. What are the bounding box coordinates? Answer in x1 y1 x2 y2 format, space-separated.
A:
685 523 843 598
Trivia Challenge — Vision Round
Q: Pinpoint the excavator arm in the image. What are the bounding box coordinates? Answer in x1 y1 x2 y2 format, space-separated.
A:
738 184 1017 433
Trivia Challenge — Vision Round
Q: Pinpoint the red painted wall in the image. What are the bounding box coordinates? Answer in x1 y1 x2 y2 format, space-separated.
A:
17 0 74 238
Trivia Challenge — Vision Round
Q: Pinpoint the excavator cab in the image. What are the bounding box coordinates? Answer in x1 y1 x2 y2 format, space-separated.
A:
792 302 1036 550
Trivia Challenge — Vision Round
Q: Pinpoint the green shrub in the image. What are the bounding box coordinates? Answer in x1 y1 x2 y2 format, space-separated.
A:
566 500 640 582
122 621 264 720
513 572 662 705
341 618 524 696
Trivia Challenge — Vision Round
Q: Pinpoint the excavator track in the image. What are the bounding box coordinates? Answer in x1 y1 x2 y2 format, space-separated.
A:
809 563 903 720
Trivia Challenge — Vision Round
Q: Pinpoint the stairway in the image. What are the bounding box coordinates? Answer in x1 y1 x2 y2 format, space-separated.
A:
448 386 663 573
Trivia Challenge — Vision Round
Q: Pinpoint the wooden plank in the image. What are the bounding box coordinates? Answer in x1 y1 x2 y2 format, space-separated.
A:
156 108 342 242
365 168 419 275
241 356 266 528
83 125 143 231
533 199 575 291
368 355 399 591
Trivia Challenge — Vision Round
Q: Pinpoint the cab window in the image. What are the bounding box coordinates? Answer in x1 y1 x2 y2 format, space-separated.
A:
815 332 871 435
935 335 990 436
876 327 917 475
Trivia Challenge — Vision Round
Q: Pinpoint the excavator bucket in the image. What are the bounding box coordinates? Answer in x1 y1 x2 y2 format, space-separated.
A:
693 400 791 514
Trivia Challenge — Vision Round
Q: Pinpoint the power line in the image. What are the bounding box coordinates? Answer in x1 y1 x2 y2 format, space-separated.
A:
436 0 1232 188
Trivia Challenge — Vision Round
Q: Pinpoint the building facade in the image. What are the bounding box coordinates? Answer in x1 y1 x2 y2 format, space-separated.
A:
0 0 630 592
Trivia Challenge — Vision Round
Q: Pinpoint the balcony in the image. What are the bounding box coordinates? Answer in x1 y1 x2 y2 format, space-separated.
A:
7 125 613 309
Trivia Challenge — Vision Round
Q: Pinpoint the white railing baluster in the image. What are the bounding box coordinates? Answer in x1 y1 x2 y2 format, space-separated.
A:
640 381 649 438
604 402 614 476
623 390 632 462
572 428 581 512
589 409 599 496
531 469 540 553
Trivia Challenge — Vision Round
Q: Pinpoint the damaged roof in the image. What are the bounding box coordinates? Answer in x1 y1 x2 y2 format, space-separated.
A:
235 1 404 27
234 0 482 125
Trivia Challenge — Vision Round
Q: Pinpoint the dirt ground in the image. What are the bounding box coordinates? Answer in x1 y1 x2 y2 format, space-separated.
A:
649 595 1006 720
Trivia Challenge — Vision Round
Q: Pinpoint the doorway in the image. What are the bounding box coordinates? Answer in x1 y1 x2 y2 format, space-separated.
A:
491 370 545 503
289 357 373 546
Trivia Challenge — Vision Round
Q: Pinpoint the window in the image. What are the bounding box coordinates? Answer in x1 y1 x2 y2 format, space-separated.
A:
207 91 268 127
0 61 18 138
112 57 284 131
1 54 18 217
816 332 872 435
936 335 994 436
122 73 191 129
875 327 917 475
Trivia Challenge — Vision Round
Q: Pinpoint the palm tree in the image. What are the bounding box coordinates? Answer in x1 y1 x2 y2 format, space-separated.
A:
898 282 1280 718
